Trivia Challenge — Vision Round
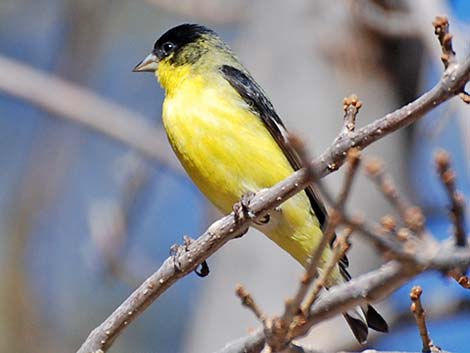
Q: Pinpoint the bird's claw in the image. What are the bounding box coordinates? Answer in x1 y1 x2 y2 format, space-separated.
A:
169 243 184 272
232 192 257 238
195 260 210 277
170 236 210 277
233 191 256 222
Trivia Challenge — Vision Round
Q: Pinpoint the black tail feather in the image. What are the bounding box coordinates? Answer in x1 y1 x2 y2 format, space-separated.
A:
343 313 368 344
366 304 389 332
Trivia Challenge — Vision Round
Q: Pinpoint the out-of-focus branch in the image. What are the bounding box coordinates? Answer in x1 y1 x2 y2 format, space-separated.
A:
145 0 246 24
364 158 426 235
351 0 421 38
89 153 153 287
302 228 352 313
434 150 467 247
235 285 266 322
0 55 181 173
213 329 265 353
272 347 446 353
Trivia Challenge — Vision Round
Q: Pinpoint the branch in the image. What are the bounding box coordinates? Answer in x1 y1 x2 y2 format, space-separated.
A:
77 18 470 353
287 245 470 340
364 157 426 235
302 228 352 313
0 55 181 173
410 286 433 353
215 246 470 353
317 55 470 176
235 285 266 322
434 150 467 247
432 16 456 69
431 16 470 104
213 329 265 353
263 145 360 352
341 95 361 136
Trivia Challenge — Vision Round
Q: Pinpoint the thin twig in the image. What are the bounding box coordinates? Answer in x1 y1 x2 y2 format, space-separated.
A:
341 95 362 136
307 157 420 262
449 273 470 289
435 150 467 247
301 228 353 314
364 158 426 234
364 158 409 215
336 148 361 206
432 16 470 104
432 16 456 69
235 284 266 321
410 286 432 353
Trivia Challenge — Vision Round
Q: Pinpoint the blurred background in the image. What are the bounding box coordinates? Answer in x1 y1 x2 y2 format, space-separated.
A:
0 1 469 352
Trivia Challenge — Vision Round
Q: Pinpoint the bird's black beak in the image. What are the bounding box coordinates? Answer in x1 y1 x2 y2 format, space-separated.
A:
133 53 158 72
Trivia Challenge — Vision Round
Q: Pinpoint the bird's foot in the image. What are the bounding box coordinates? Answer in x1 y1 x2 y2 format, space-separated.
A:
232 192 257 238
233 191 256 221
170 235 210 277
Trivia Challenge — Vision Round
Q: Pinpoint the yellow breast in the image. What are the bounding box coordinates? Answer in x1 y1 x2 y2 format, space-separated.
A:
161 71 332 270
162 73 287 208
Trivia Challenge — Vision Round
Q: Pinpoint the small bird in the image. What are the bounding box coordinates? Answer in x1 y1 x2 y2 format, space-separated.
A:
133 24 388 343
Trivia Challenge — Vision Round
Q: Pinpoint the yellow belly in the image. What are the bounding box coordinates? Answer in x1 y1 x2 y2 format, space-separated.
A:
162 74 335 271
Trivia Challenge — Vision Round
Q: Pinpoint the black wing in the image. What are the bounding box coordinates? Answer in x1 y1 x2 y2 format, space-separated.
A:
220 65 350 277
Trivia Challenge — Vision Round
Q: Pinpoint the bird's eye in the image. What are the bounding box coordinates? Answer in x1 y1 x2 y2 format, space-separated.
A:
162 42 175 54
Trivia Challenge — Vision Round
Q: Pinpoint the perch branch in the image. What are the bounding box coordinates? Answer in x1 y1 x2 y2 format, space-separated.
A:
77 17 470 353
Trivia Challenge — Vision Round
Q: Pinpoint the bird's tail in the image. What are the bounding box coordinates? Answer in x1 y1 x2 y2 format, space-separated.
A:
343 304 389 344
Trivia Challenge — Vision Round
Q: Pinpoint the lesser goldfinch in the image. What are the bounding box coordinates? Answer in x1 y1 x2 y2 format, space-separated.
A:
133 24 388 342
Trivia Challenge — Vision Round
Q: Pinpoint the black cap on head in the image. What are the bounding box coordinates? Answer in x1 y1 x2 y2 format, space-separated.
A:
153 24 215 62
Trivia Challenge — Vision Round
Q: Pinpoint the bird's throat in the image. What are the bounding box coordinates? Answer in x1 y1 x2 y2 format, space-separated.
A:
157 61 192 97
